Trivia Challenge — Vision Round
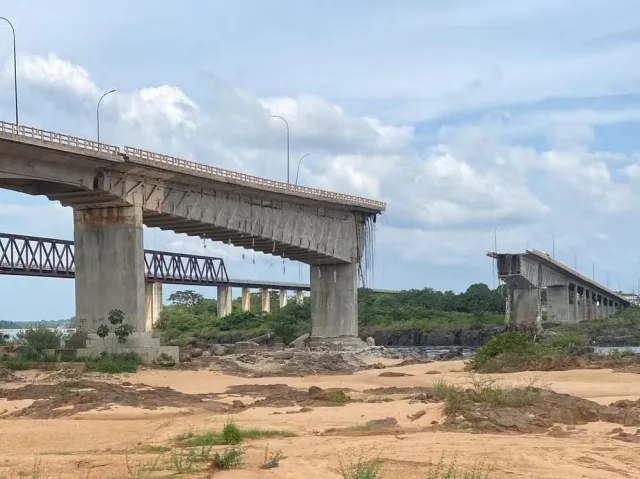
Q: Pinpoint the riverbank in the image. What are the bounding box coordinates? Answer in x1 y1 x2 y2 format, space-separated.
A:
2 359 640 478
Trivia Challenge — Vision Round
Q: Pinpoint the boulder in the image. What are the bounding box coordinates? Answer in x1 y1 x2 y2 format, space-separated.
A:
201 350 212 357
274 350 295 360
366 337 376 347
211 344 227 356
366 417 399 428
234 341 260 354
186 337 198 345
289 333 310 346
190 348 203 358
248 333 273 345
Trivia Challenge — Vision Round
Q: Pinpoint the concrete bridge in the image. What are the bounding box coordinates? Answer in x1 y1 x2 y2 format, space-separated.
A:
0 122 386 348
488 249 630 330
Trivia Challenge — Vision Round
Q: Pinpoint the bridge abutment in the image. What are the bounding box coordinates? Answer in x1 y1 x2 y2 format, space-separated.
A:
74 205 146 332
309 263 364 347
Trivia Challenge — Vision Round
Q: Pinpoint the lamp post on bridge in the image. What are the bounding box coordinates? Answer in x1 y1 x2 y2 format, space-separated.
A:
96 89 116 144
0 17 19 126
270 115 290 184
295 153 311 186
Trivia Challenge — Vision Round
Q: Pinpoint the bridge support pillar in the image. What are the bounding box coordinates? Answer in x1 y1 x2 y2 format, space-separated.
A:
73 205 145 332
241 287 251 312
261 288 271 312
547 285 570 323
279 289 288 308
309 263 364 347
296 290 304 305
144 282 163 331
217 286 233 317
506 287 541 330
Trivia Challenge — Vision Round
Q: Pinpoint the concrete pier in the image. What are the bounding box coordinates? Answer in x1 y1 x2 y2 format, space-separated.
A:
74 206 145 332
279 289 288 308
217 285 233 317
296 290 304 305
241 287 251 312
546 285 569 323
507 288 540 328
309 263 364 346
261 288 270 312
144 282 163 331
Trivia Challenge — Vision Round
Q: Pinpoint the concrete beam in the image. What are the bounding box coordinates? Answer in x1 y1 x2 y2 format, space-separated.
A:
241 287 251 312
261 288 270 313
144 282 163 331
73 205 145 332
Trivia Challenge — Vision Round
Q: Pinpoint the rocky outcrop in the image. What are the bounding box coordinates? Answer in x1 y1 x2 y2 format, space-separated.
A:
366 326 503 347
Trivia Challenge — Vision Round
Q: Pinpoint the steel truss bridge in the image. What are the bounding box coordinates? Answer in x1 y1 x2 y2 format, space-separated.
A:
0 233 405 293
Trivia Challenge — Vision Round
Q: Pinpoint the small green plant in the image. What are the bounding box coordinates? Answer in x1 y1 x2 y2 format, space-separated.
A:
125 450 163 479
426 455 492 479
85 352 141 373
96 324 110 352
176 427 295 447
326 391 350 404
260 447 285 469
108 309 126 326
470 332 534 369
167 449 197 474
222 422 242 445
211 446 244 470
2 357 36 371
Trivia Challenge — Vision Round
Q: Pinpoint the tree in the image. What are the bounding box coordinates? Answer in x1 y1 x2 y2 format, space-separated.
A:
168 290 205 307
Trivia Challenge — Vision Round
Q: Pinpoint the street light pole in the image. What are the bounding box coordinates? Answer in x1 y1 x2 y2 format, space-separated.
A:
270 115 290 184
295 153 311 186
96 89 116 144
0 17 19 126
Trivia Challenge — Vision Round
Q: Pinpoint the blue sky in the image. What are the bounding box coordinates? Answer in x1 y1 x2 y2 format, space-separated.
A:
2 0 640 321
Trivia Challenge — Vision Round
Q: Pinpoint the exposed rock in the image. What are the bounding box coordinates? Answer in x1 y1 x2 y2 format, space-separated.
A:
201 350 211 357
234 341 260 354
407 410 427 421
396 358 432 367
425 370 442 375
366 337 376 347
249 333 274 345
366 417 399 428
190 348 204 358
378 371 413 377
289 333 310 346
367 326 502 347
186 337 198 345
153 354 176 368
211 344 227 356
274 351 295 360
179 352 192 363
367 363 387 370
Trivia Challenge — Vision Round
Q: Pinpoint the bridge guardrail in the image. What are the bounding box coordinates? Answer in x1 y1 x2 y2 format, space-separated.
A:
0 120 386 211
0 121 121 155
123 146 386 210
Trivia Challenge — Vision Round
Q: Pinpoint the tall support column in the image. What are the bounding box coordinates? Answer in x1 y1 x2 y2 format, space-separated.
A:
144 282 163 331
296 290 304 305
506 287 540 328
279 289 288 308
585 289 591 320
309 263 363 345
241 287 251 312
596 295 603 319
592 292 598 320
74 205 145 332
261 288 271 313
577 286 585 321
546 285 570 323
217 285 232 317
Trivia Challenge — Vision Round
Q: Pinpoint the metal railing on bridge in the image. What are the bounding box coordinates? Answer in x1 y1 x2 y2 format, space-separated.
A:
0 233 229 286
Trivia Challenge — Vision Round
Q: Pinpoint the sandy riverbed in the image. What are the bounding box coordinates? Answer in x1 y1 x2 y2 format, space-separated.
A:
1 359 640 478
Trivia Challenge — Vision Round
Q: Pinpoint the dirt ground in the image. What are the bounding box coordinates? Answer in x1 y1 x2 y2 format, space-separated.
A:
2 358 640 478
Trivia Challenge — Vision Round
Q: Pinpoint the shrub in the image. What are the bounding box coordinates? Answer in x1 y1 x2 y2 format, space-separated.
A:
470 332 534 369
211 447 244 470
15 324 62 352
85 352 141 373
222 422 242 445
339 456 383 479
261 447 285 469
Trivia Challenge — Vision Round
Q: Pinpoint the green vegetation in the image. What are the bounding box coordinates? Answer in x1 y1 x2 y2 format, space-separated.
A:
85 352 142 373
156 284 506 344
0 323 61 369
339 454 384 479
261 447 286 469
175 423 295 447
211 446 245 470
0 319 70 330
433 377 545 415
426 456 492 479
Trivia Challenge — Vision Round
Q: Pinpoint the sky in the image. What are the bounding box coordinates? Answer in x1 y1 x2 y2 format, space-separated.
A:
2 0 640 321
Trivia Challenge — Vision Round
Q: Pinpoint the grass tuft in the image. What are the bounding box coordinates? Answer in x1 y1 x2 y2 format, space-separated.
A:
85 352 142 373
426 455 492 479
260 446 286 469
176 424 295 447
211 446 244 470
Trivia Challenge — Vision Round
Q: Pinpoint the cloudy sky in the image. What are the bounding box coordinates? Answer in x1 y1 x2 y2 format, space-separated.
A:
2 0 640 321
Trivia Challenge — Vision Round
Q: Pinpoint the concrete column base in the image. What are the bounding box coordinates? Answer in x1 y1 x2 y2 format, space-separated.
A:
307 335 366 349
145 282 163 331
310 263 359 338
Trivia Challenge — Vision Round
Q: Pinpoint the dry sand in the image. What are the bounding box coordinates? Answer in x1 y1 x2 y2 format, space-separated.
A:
1 360 640 478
